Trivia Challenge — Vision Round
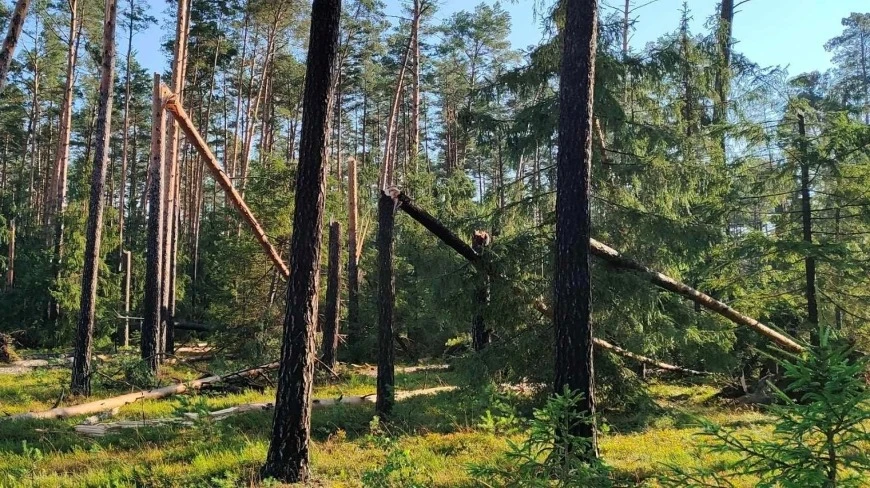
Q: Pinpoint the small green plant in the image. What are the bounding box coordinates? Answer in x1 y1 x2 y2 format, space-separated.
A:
468 389 611 487
660 327 870 487
361 417 433 488
477 394 520 434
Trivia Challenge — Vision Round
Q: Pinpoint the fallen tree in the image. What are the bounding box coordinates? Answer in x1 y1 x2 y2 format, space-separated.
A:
6 362 279 420
160 84 289 279
394 191 804 354
74 386 456 436
393 191 708 374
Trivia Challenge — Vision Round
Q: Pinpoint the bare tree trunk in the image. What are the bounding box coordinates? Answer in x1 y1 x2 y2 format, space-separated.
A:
346 156 360 358
378 32 414 189
120 250 131 347
321 221 341 369
376 191 396 417
143 74 165 374
471 230 491 351
261 0 339 482
5 218 14 289
47 0 80 325
553 0 599 458
409 0 424 160
0 0 32 93
161 0 189 358
118 0 135 260
71 0 117 396
162 86 289 278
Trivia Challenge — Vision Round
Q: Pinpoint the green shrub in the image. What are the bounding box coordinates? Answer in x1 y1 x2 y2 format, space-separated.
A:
660 327 870 487
467 389 611 487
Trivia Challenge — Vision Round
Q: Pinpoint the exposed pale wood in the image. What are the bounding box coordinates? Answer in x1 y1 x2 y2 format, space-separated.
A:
74 386 457 436
160 84 289 278
6 362 279 420
588 239 804 352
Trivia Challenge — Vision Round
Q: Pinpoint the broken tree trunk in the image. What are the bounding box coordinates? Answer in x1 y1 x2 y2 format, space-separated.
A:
321 222 342 370
7 362 280 421
143 74 165 373
471 230 491 351
346 157 361 359
587 239 804 353
74 386 457 437
393 192 790 364
376 192 396 418
160 84 290 279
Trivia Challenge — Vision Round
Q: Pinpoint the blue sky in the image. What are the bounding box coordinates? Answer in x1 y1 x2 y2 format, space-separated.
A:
133 0 867 78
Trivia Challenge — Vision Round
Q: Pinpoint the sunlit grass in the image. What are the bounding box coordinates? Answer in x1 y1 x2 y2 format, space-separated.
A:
0 357 776 487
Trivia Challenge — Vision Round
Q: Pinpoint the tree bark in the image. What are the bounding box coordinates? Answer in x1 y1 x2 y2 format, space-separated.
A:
553 0 599 457
71 0 117 396
117 0 134 258
376 192 396 418
378 31 415 189
321 221 342 370
161 0 188 359
120 250 131 347
347 157 361 357
798 113 818 344
471 231 491 351
0 0 31 93
143 74 165 373
5 218 14 289
261 0 340 482
161 85 289 278
9 362 280 420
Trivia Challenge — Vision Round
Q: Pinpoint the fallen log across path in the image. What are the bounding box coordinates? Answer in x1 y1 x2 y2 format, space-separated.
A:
74 386 457 436
394 190 803 356
6 362 279 421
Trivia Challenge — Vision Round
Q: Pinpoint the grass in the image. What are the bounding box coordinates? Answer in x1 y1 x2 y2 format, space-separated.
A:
0 354 776 487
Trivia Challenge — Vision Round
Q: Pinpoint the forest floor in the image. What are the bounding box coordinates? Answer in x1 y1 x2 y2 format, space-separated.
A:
0 351 771 487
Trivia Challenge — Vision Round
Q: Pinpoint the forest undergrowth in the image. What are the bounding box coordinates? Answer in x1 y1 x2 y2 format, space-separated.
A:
0 352 771 488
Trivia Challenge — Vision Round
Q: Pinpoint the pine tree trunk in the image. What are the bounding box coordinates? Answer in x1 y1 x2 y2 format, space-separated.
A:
0 0 31 93
119 250 131 347
798 113 818 344
47 1 80 326
409 0 423 160
5 218 14 289
118 0 134 260
321 221 342 370
375 192 396 418
261 0 340 482
346 156 361 358
71 0 117 396
553 0 599 458
471 231 491 351
161 0 189 358
143 74 165 373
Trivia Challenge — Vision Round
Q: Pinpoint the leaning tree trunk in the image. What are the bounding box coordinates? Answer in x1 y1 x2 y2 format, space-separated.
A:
321 221 342 370
346 156 361 358
261 0 340 483
376 191 396 417
0 0 32 93
71 0 117 396
553 0 599 458
142 74 165 373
